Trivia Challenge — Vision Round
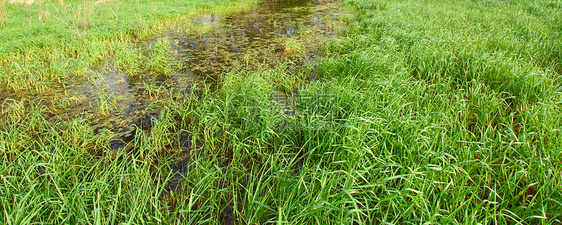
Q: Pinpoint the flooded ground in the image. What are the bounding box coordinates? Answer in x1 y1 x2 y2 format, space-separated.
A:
162 0 348 78
0 0 350 148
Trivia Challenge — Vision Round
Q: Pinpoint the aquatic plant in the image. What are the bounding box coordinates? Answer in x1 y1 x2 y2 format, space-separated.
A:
146 38 175 76
284 37 305 56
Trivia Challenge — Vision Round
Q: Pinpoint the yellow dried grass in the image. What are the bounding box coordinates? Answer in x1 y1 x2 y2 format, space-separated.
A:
7 0 36 4
0 0 6 23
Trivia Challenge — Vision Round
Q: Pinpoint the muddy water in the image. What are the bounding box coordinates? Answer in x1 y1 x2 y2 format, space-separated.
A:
0 0 349 148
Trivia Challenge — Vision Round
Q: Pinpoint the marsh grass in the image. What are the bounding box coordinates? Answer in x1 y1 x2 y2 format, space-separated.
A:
284 37 305 57
146 38 176 76
2 0 562 224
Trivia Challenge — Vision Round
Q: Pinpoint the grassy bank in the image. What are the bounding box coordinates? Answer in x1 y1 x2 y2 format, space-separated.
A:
2 0 562 224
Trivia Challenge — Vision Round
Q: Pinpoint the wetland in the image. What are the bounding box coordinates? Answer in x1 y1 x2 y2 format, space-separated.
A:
2 0 349 149
1 0 561 223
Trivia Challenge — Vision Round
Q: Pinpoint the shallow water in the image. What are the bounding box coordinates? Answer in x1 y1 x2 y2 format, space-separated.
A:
0 0 349 148
161 0 348 78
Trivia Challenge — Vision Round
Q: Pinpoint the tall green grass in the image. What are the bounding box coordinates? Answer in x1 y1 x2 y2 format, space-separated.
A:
0 0 257 91
1 0 562 224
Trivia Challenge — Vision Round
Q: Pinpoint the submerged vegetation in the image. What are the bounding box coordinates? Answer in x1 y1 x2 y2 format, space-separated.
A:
1 0 562 224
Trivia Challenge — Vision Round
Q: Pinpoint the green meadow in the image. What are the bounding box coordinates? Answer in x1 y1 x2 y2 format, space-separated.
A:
1 0 561 224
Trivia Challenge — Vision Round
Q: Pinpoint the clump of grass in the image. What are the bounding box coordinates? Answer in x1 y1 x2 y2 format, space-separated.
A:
284 37 305 57
243 48 260 66
112 43 145 75
95 92 117 117
146 38 175 76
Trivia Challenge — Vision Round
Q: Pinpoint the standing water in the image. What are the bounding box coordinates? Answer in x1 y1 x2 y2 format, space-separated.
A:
0 0 350 148
161 0 348 79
